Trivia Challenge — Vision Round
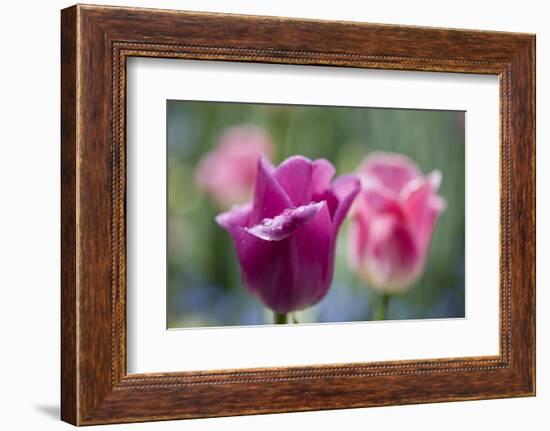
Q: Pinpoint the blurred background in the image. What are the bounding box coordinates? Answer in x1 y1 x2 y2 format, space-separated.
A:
167 100 465 328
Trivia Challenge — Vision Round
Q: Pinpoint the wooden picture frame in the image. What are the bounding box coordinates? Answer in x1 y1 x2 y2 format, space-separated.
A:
61 4 535 425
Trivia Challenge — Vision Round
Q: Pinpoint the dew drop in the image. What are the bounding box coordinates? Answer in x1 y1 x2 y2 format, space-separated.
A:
262 218 272 226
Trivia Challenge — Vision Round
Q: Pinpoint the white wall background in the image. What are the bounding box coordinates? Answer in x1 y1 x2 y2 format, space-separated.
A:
0 0 546 429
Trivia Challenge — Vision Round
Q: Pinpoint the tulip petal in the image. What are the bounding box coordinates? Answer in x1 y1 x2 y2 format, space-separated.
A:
273 155 313 206
290 201 333 308
427 170 442 192
250 156 293 225
359 152 421 195
361 187 406 221
245 201 324 241
230 201 332 313
347 212 366 270
330 175 361 233
311 158 336 196
215 203 252 234
364 214 420 292
347 188 404 271
229 227 285 307
404 175 446 253
347 195 371 269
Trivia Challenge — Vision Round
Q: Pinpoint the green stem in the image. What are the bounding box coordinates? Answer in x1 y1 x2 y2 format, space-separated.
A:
274 312 288 324
373 294 391 321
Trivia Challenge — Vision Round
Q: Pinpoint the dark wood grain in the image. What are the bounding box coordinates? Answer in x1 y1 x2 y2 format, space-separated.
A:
61 4 536 425
60 5 78 425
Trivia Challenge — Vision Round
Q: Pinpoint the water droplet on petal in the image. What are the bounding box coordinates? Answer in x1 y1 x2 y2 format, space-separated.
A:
262 218 272 226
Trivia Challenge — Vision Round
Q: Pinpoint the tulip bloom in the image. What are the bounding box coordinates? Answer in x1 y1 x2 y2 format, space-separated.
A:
216 156 360 317
348 152 446 293
195 125 273 208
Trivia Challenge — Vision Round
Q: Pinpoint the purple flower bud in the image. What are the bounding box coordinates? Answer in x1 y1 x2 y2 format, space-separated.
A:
216 156 360 314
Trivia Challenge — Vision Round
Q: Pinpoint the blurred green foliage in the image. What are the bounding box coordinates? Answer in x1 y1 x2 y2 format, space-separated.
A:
167 100 465 328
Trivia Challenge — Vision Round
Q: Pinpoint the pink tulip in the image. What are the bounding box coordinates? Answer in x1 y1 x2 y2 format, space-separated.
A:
348 152 446 293
195 125 273 208
216 156 360 315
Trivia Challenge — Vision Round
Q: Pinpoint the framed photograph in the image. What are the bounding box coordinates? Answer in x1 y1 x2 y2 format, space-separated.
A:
61 4 535 425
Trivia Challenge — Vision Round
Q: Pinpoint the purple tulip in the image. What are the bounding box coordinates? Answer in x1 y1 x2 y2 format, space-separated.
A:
216 156 360 315
195 125 274 209
347 152 446 293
